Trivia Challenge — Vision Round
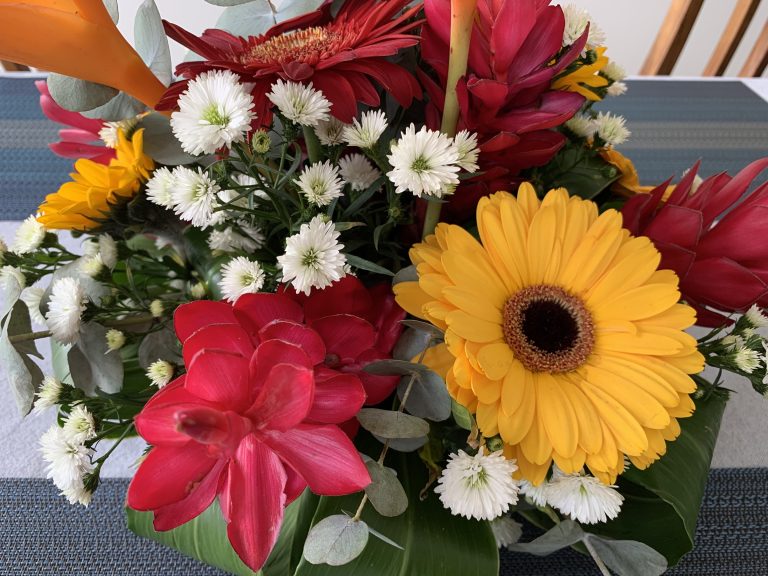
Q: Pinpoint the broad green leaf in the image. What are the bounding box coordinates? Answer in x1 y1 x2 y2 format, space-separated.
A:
47 73 118 112
364 461 408 517
537 146 619 200
357 408 429 439
303 515 369 566
508 520 584 556
397 372 451 422
135 0 173 86
294 450 499 576
584 535 667 576
372 434 428 452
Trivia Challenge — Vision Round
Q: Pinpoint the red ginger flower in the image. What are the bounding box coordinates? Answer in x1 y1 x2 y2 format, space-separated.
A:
622 158 768 327
158 0 423 124
127 298 372 572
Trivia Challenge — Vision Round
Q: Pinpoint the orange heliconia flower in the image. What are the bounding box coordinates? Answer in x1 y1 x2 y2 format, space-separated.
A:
0 0 166 108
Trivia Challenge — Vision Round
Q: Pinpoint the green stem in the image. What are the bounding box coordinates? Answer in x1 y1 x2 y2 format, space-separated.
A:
95 423 135 465
9 314 155 344
303 125 323 164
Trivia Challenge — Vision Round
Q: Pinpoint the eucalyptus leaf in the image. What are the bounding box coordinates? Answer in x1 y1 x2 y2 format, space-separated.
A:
135 0 173 86
0 270 25 321
0 333 40 416
363 359 431 377
67 343 96 396
357 408 429 439
345 254 394 277
47 73 119 113
215 0 323 37
508 520 585 556
364 461 408 517
103 0 119 22
138 113 199 165
303 514 369 566
75 322 124 394
584 535 667 576
334 222 366 232
392 327 432 361
392 265 417 285
82 92 146 122
138 328 183 369
397 371 451 422
205 0 256 5
372 434 428 452
399 319 444 339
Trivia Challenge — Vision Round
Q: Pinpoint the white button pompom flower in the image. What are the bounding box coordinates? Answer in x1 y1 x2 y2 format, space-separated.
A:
39 424 94 505
146 359 175 388
452 130 480 173
745 304 768 328
295 160 345 206
33 376 65 413
267 80 331 127
531 467 624 525
561 4 606 48
98 234 118 270
171 70 255 156
343 110 388 149
105 329 126 352
12 215 46 255
45 277 87 345
435 449 520 521
63 405 97 444
315 116 348 146
278 215 347 296
145 166 177 209
339 153 382 192
170 166 222 229
565 114 596 139
220 256 266 303
387 124 461 198
594 112 631 146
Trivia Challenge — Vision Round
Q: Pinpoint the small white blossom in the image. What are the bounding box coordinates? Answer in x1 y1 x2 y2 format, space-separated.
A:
267 80 331 127
105 329 125 352
278 215 347 296
39 425 94 504
561 4 606 48
295 160 345 206
435 449 520 521
99 234 118 270
491 516 523 548
63 405 97 444
149 299 164 318
0 265 26 291
606 81 628 97
339 154 381 191
343 110 388 149
453 130 480 172
603 61 627 82
147 359 174 388
20 286 46 326
387 124 461 197
46 277 86 345
542 468 624 525
33 376 65 412
565 114 596 138
146 166 177 209
220 256 265 303
99 118 137 148
171 166 222 228
0 237 6 263
721 334 744 350
189 282 207 300
251 129 272 154
208 222 265 253
171 70 255 155
595 112 630 146
12 215 46 254
61 483 94 507
315 116 347 146
745 304 768 328
79 254 104 278
734 347 761 374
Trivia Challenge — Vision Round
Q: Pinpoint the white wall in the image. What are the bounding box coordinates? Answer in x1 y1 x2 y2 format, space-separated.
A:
115 0 768 77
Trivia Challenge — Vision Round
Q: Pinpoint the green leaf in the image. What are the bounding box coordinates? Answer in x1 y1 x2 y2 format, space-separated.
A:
592 391 728 566
74 322 124 394
364 461 408 518
47 73 119 113
372 435 428 452
205 0 256 5
538 146 619 200
293 450 499 576
397 372 451 422
357 408 430 439
451 400 475 431
392 328 432 361
138 328 183 369
81 92 146 122
135 0 173 86
392 265 417 285
508 520 584 556
303 515 369 566
344 254 394 277
363 359 431 377
0 304 43 415
215 0 323 37
584 535 667 576
103 0 119 22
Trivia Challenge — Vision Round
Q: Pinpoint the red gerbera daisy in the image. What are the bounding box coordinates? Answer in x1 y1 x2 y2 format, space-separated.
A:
158 0 423 124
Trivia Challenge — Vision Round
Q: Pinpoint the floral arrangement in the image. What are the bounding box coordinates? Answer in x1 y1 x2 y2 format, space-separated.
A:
1 1 767 575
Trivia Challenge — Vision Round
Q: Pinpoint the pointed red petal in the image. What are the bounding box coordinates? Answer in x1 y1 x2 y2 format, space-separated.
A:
250 340 313 393
234 293 304 339
301 276 371 321
187 349 251 409
250 364 314 431
152 460 227 531
308 373 366 423
311 314 376 361
259 321 325 365
175 301 237 342
183 322 254 366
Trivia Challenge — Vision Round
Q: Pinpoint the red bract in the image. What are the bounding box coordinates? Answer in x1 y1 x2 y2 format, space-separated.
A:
622 158 768 327
420 0 586 179
157 0 423 124
35 80 115 165
127 299 371 572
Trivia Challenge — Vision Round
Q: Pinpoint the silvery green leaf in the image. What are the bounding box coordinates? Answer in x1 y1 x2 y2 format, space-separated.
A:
364 461 408 517
372 434 428 452
344 254 394 277
584 535 668 576
451 399 474 431
103 0 119 22
303 514 369 566
0 270 25 321
74 322 124 394
399 320 444 339
135 0 173 87
138 328 182 369
82 92 146 122
333 222 366 232
205 0 256 5
0 304 43 415
357 408 430 439
47 73 119 113
397 370 451 422
5 303 42 360
138 113 198 165
365 524 405 550
507 520 584 556
392 265 417 285
392 327 432 361
67 342 96 396
363 359 431 377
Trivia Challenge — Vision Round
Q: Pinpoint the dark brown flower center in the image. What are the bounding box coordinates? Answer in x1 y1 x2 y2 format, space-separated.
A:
502 285 595 373
242 26 345 67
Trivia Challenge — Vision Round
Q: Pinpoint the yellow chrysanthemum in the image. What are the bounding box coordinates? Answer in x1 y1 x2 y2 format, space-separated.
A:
38 129 154 231
552 46 610 101
395 185 704 485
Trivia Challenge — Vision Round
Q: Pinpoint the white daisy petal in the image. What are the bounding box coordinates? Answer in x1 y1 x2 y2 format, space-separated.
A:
99 118 138 148
146 166 177 209
63 405 97 444
343 110 388 149
39 425 94 504
45 277 87 345
745 304 768 328
565 114 596 138
98 234 118 270
171 166 222 228
295 160 345 206
561 4 606 48
339 154 381 191
219 256 265 303
33 376 65 413
12 215 46 254
146 359 174 388
453 130 480 173
267 80 331 127
315 116 348 146
595 112 630 146
539 467 624 525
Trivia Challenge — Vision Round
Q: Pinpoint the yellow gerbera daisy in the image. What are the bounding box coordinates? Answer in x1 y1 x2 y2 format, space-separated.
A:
552 46 610 101
395 185 704 485
38 129 154 231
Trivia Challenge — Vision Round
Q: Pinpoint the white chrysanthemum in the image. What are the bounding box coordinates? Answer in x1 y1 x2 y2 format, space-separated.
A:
171 70 255 155
79 254 104 278
595 112 630 146
278 215 347 296
12 215 46 254
20 286 46 326
339 154 381 191
543 469 624 525
98 234 118 270
149 299 164 318
208 222 265 253
146 166 177 209
606 81 628 97
734 347 761 373
387 124 461 197
343 110 388 149
315 116 347 146
434 450 520 521
491 516 523 548
565 114 596 138
61 482 94 507
453 130 480 173
520 479 550 507
33 376 65 413
267 80 330 127
561 4 606 48
99 118 137 148
0 237 7 262
63 405 97 444
39 425 94 493
0 265 26 291
171 167 222 228
603 61 627 82
296 161 345 206
745 304 768 328
220 256 265 303
105 329 126 352
46 277 87 345
147 359 174 388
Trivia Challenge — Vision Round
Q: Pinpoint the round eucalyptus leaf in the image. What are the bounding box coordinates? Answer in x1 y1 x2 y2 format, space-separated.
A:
365 461 408 517
357 408 430 439
47 74 118 113
303 514 369 566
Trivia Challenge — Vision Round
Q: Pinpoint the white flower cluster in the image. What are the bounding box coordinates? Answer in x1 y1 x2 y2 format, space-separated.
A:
387 125 480 198
268 80 330 127
564 112 630 146
11 215 46 255
561 3 606 48
46 277 87 345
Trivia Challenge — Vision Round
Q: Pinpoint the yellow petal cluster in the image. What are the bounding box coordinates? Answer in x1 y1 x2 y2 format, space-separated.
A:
552 46 610 101
38 129 154 231
395 185 704 485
